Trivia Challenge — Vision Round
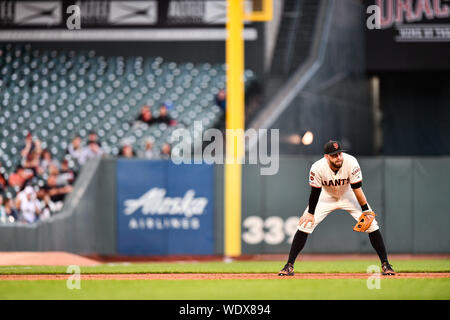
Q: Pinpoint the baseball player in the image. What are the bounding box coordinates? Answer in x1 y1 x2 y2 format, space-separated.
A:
278 140 395 276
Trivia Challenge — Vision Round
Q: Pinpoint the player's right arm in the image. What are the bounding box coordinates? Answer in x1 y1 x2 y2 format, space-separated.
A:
308 165 322 214
299 166 322 228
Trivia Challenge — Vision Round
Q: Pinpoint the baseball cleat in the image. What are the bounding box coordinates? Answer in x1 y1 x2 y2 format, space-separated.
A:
381 262 395 276
278 263 295 276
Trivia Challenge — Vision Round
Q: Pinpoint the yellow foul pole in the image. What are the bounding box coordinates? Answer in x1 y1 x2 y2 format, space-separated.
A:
225 0 245 257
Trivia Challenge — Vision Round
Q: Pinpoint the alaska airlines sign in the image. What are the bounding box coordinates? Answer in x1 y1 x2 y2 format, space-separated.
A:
124 188 208 217
116 160 215 255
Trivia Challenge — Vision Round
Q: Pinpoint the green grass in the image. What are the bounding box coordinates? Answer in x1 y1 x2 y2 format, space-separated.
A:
0 259 449 274
0 278 449 300
0 260 448 300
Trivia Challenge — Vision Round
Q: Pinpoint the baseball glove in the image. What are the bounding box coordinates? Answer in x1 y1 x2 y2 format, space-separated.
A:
353 211 376 232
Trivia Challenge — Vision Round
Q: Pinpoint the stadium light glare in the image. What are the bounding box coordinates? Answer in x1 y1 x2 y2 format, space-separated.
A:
302 131 314 145
286 134 302 145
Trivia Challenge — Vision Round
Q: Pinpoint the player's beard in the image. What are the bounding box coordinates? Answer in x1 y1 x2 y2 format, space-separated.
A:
329 159 343 170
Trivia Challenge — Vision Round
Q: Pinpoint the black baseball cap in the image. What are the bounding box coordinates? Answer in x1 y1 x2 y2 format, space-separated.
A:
324 140 345 155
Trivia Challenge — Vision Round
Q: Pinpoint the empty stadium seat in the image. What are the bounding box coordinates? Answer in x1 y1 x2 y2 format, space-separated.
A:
0 43 256 173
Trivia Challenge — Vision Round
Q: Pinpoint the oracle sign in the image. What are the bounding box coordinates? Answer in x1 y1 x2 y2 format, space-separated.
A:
365 0 450 70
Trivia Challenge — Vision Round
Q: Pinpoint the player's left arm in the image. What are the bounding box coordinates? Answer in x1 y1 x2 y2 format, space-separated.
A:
351 184 370 211
349 157 370 211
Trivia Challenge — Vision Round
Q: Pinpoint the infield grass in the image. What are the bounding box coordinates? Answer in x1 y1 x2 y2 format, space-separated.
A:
0 278 449 300
0 259 449 300
0 259 449 275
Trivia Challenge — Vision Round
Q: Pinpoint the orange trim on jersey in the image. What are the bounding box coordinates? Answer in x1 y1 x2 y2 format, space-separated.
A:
350 179 362 185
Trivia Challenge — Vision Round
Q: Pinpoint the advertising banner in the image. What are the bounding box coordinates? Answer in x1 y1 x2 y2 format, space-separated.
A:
116 160 215 255
0 0 254 28
364 0 450 70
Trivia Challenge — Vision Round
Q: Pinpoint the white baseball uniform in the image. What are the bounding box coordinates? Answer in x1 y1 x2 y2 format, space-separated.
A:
298 152 379 234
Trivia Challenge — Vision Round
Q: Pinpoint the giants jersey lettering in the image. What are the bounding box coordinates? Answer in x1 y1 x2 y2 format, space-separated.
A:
308 153 362 198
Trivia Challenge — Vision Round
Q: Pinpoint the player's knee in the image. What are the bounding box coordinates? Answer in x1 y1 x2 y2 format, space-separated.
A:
366 220 379 233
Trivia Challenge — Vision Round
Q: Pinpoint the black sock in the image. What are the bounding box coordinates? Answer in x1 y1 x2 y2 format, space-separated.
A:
368 229 389 264
287 230 309 265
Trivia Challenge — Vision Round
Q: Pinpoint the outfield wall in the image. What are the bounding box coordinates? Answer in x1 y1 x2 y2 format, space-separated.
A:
0 156 448 255
241 156 450 254
0 158 116 254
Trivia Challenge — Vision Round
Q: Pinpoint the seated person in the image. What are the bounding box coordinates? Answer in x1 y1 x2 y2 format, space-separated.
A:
160 143 172 159
215 89 226 111
42 169 74 204
8 165 33 189
66 135 84 166
155 104 176 126
140 139 154 159
23 151 44 176
17 186 41 224
119 144 135 158
0 162 7 193
4 197 19 222
78 140 105 166
136 105 157 125
59 160 76 186
40 149 59 173
20 132 41 160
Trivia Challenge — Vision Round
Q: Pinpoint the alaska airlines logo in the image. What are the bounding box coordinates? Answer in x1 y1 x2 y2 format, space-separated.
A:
124 188 208 217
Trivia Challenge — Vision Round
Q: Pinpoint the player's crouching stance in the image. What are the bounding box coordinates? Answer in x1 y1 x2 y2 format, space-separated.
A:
278 140 395 277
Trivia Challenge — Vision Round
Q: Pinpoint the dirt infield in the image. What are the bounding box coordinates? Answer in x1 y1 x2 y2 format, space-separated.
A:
0 272 449 281
0 252 100 266
1 252 449 266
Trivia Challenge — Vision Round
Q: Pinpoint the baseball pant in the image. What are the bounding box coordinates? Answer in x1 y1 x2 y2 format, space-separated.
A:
298 190 379 234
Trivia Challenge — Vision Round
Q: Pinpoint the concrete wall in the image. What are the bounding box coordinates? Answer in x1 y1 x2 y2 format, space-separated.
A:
241 156 450 254
0 158 116 255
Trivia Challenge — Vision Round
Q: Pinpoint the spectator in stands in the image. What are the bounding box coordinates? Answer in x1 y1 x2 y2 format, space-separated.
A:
155 104 176 126
20 132 41 160
17 186 41 224
67 135 84 165
215 89 226 130
88 131 100 147
136 105 157 126
48 163 74 188
40 149 59 173
78 140 104 166
160 143 172 159
0 162 7 193
140 139 154 159
216 89 226 111
38 194 54 221
43 169 73 205
8 165 33 189
0 193 6 223
23 151 44 177
119 143 135 158
59 159 76 186
4 197 18 222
